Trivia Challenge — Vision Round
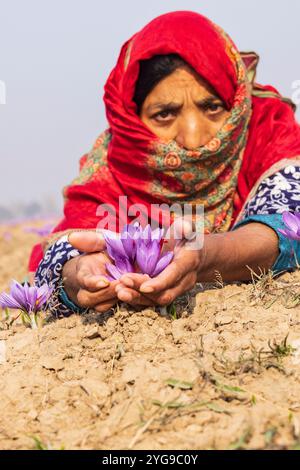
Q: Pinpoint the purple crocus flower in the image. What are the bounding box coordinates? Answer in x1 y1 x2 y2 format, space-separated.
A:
139 224 164 244
103 224 140 263
106 254 135 280
279 211 300 241
136 237 173 277
0 280 53 313
104 223 173 280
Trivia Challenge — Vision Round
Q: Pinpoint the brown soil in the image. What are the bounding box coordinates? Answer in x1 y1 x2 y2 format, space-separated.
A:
1 221 300 450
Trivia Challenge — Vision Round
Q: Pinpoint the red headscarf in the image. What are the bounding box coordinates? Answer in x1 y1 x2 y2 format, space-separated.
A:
28 11 300 273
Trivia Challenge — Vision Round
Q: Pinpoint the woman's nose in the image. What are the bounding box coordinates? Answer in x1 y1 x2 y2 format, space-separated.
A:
175 113 212 149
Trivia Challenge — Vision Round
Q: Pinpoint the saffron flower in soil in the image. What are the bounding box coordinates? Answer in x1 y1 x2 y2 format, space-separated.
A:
0 280 53 328
104 224 174 280
278 211 300 241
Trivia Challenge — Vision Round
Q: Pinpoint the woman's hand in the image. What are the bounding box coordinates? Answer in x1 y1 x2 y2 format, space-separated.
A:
116 243 201 306
115 217 202 307
62 220 280 313
62 231 120 313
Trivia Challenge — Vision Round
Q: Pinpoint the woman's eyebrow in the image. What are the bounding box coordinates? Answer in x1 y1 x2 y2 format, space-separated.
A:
146 95 222 113
146 101 182 112
196 96 223 106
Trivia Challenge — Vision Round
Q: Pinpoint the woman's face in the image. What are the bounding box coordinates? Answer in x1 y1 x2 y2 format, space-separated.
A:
140 66 230 149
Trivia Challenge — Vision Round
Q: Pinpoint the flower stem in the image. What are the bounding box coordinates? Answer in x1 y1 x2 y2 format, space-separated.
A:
289 239 300 270
30 314 38 329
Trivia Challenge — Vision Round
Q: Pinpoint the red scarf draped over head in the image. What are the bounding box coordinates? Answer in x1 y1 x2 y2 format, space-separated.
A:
28 10 300 273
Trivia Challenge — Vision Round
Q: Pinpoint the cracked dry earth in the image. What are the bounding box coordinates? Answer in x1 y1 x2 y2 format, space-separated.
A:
1 221 300 450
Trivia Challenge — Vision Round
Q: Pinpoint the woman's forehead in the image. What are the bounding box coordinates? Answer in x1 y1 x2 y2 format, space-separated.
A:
143 67 220 104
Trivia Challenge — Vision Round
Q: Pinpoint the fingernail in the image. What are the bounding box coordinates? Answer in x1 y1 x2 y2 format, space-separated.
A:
140 285 154 293
96 280 109 288
122 277 134 288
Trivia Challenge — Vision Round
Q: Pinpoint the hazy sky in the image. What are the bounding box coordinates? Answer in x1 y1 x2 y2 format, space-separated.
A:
1 0 299 214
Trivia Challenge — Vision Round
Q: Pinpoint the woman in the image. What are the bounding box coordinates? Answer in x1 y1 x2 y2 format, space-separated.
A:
30 11 300 316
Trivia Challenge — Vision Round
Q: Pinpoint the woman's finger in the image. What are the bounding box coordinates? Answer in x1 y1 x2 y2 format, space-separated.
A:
119 273 150 289
149 271 196 306
116 285 155 306
139 246 199 294
93 299 118 313
76 281 119 307
139 259 184 294
76 251 112 292
68 231 106 253
117 271 194 306
77 268 110 292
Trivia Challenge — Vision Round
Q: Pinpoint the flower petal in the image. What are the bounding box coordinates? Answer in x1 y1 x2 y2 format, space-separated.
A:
278 228 300 241
146 241 161 274
36 284 53 309
152 251 174 277
136 239 160 275
102 229 119 239
25 285 38 313
121 224 137 238
121 236 136 261
135 241 148 273
0 292 22 310
282 212 300 232
104 234 127 260
141 225 152 244
114 255 134 273
106 263 122 280
10 280 27 308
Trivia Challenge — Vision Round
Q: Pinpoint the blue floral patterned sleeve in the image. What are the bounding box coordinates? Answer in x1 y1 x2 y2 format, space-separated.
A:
233 164 300 273
34 234 87 317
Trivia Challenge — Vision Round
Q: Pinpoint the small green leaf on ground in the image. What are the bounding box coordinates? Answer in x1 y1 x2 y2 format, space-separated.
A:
165 378 194 390
152 400 187 409
251 395 257 405
264 427 277 446
31 436 48 450
206 403 231 415
217 382 246 393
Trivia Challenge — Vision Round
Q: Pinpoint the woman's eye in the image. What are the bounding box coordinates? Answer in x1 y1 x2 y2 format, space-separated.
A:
205 103 224 114
153 110 176 121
